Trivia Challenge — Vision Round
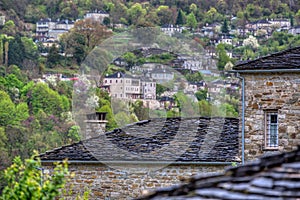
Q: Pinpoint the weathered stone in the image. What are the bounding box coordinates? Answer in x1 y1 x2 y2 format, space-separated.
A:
240 73 300 161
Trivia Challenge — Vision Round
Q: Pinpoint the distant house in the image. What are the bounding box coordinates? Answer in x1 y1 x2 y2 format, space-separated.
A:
149 66 174 84
84 10 109 24
217 35 233 45
289 25 300 35
161 24 183 36
233 46 300 161
201 23 221 37
269 18 291 30
36 18 56 41
140 77 156 100
36 18 74 41
102 72 156 100
103 72 141 99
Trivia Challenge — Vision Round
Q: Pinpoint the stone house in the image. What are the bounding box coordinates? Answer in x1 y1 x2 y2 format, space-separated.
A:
40 117 239 199
36 18 56 41
289 25 300 35
84 10 109 24
233 46 300 161
149 67 174 84
36 18 75 41
269 19 291 30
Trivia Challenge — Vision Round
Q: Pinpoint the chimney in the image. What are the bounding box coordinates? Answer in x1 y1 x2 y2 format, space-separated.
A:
85 112 107 139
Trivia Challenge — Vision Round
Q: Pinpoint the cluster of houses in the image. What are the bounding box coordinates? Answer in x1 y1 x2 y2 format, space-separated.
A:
35 10 109 42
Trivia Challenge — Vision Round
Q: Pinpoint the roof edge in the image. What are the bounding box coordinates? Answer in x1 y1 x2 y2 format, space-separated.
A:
41 160 235 165
229 68 300 73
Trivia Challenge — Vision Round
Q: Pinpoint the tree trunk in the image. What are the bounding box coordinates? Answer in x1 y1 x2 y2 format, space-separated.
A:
0 39 3 65
4 41 9 67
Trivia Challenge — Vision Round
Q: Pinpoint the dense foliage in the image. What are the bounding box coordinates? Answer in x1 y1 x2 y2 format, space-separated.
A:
1 154 69 200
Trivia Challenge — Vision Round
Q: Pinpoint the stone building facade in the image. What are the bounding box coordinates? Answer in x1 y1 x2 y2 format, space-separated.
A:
43 163 225 199
102 72 156 100
40 117 239 199
233 47 300 161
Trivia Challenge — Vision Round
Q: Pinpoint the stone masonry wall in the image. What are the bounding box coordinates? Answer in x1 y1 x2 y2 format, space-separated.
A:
43 163 227 200
243 72 300 160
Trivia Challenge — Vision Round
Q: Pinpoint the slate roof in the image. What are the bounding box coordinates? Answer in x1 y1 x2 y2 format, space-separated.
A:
40 117 239 163
233 46 300 70
137 146 300 200
105 72 136 79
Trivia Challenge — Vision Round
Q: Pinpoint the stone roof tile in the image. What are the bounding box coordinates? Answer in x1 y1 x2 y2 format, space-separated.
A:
233 46 300 70
40 117 239 163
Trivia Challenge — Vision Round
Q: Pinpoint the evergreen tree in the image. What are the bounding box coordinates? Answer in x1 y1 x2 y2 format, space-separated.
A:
8 36 24 68
221 19 229 34
176 9 185 25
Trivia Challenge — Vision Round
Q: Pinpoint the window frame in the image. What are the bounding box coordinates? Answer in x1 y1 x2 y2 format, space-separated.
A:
264 110 279 150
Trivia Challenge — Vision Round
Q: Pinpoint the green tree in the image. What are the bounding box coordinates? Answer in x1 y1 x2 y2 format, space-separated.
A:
1 154 69 200
156 83 168 97
122 52 137 70
1 20 16 36
186 12 198 30
205 7 222 24
8 35 24 68
15 102 29 123
185 72 203 82
0 127 9 168
198 100 212 116
31 83 65 116
217 103 238 117
156 5 174 25
0 90 15 126
195 89 208 101
189 3 198 14
98 104 117 130
176 9 185 25
127 3 146 25
46 44 61 68
132 100 149 120
216 43 231 70
221 19 229 34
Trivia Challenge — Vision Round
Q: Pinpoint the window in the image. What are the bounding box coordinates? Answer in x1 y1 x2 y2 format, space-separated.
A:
265 111 278 148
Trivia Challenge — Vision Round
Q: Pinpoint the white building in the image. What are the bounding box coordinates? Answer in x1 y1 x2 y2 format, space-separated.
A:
36 18 74 41
102 72 156 100
84 10 109 24
161 24 184 36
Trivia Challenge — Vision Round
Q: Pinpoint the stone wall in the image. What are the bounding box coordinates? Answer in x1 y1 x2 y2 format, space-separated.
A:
243 72 300 160
43 163 228 200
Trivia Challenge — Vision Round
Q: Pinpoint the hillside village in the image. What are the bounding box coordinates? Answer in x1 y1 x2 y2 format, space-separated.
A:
0 0 300 199
39 47 300 199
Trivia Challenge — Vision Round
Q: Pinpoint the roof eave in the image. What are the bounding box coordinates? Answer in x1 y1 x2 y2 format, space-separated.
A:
229 68 300 73
41 160 236 165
